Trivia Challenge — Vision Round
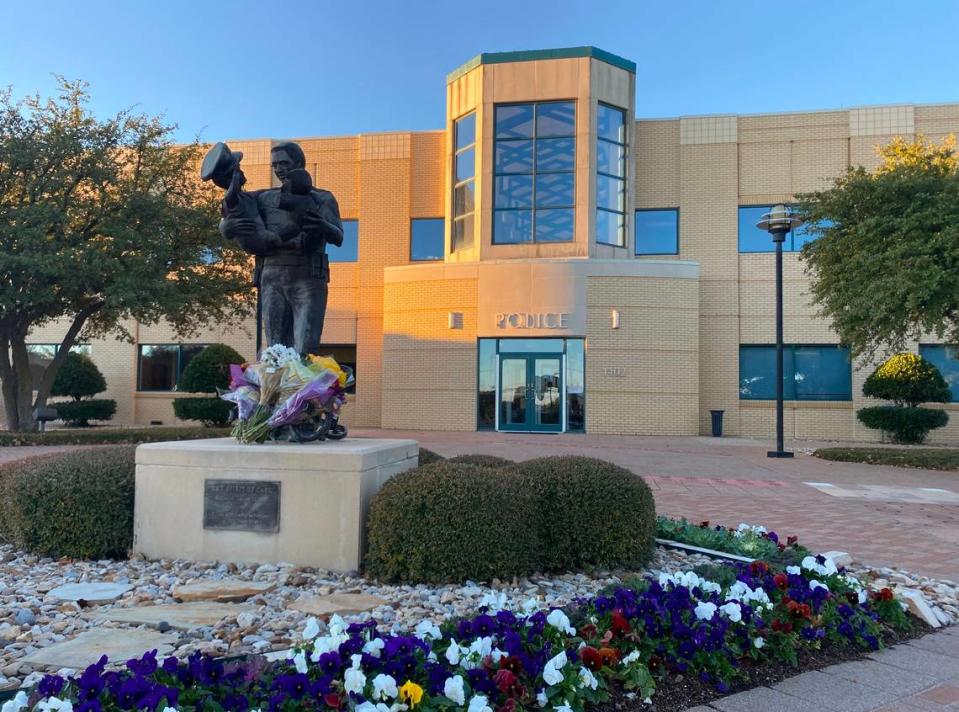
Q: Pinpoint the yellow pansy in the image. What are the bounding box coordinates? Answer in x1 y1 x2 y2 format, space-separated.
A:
307 354 347 387
399 680 424 707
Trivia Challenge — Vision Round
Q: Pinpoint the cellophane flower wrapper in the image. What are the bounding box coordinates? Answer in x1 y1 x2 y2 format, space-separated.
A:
266 371 340 427
219 385 259 421
229 363 252 390
275 359 317 403
245 362 285 407
308 354 348 387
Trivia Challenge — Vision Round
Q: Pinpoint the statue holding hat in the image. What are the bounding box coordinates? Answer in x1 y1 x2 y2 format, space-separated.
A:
200 141 344 356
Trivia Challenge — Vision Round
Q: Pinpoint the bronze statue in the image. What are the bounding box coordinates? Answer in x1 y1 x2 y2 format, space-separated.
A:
200 141 344 356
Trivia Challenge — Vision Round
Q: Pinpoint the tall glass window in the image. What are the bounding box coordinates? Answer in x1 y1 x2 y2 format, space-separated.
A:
329 219 359 262
738 206 828 253
739 345 852 400
596 104 627 247
410 219 444 261
452 113 476 252
493 101 576 244
26 343 91 390
635 208 678 255
919 345 959 401
138 344 206 392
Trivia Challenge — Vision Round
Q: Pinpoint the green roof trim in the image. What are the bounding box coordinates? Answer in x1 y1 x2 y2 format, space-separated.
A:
446 46 636 83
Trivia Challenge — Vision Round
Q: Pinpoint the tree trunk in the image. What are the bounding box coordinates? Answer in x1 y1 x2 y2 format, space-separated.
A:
0 334 20 431
32 299 105 413
9 336 36 432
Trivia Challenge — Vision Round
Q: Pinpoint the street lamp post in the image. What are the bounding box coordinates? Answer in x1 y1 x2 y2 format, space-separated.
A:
757 204 803 458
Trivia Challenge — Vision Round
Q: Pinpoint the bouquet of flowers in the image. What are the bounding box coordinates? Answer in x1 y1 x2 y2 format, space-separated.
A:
220 345 353 444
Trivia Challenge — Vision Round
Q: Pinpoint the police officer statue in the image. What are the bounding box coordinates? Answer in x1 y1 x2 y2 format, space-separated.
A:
200 141 343 356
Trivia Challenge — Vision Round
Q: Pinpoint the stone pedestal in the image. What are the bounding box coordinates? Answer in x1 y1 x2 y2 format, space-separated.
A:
134 438 418 570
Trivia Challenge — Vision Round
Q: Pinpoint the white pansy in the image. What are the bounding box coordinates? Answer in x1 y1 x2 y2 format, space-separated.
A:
480 591 509 612
542 651 568 686
467 695 493 712
445 640 462 666
546 609 576 635
355 704 382 712
720 602 742 623
753 637 765 649
36 699 73 712
810 580 829 593
801 555 838 577
734 523 767 538
415 619 442 641
312 631 348 659
694 601 717 621
162 708 178 712
726 581 771 607
372 673 398 701
345 666 367 695
578 666 599 690
522 598 541 615
537 690 548 708
293 650 308 674
444 675 466 706
658 571 722 596
858 589 867 604
363 637 386 657
554 703 574 712
328 614 348 637
302 617 321 641
469 636 493 658
490 648 506 663
621 650 641 666
427 651 437 662
350 654 363 669
786 565 801 575
2 692 28 712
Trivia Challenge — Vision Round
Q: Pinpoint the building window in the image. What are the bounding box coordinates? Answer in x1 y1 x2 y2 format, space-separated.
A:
410 219 444 261
318 344 356 394
330 219 359 262
596 104 627 247
452 112 476 252
26 344 91 390
919 345 959 401
635 208 678 255
739 345 852 400
137 344 206 392
738 205 823 253
493 101 576 244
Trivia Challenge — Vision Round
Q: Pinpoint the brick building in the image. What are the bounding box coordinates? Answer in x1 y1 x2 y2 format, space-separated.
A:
24 47 959 440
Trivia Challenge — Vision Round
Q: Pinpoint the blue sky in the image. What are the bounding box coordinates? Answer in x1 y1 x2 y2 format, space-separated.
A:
2 0 957 143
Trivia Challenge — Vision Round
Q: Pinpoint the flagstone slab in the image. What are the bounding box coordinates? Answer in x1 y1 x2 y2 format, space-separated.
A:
23 629 178 669
172 580 276 603
287 593 387 617
86 602 253 630
47 583 133 604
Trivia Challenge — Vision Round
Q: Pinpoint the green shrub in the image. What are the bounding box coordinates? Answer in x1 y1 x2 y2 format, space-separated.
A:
0 426 229 446
417 448 444 466
516 456 656 572
857 405 949 444
863 353 951 407
447 454 513 468
51 352 106 400
54 398 117 427
365 461 539 583
173 397 234 427
0 447 136 558
177 344 245 393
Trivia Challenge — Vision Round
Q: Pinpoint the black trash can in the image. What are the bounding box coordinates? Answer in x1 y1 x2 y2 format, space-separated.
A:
709 409 725 437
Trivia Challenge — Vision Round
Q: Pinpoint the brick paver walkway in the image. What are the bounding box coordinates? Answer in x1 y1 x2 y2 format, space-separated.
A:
354 430 959 581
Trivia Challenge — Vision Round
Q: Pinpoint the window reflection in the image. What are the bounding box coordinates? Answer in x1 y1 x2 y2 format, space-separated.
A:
596 103 627 246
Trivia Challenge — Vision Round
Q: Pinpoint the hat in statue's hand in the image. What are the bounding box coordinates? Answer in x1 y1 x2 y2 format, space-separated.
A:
200 142 244 184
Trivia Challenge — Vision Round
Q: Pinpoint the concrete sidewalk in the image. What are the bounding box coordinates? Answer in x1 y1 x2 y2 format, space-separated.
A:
687 627 959 711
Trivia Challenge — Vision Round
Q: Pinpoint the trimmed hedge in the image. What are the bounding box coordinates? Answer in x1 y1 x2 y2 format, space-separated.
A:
178 344 245 394
51 352 106 400
365 461 539 583
447 454 514 469
366 455 657 583
857 405 949 444
54 398 117 427
417 448 444 466
0 427 230 446
863 353 951 407
172 397 234 427
517 456 656 572
0 447 136 558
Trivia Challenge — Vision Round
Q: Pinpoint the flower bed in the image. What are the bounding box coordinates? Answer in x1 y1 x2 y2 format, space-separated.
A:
6 556 913 712
656 517 811 566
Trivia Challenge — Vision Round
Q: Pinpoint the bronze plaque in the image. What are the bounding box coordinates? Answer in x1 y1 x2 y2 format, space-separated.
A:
203 480 280 532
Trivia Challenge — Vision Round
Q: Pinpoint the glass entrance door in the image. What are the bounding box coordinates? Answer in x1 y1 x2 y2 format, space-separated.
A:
498 354 563 432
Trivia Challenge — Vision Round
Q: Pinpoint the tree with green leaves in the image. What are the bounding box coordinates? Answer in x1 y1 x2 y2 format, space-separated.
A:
0 79 254 431
797 134 959 361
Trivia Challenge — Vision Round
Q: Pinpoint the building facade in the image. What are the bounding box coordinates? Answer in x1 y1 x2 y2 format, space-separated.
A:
24 47 959 441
